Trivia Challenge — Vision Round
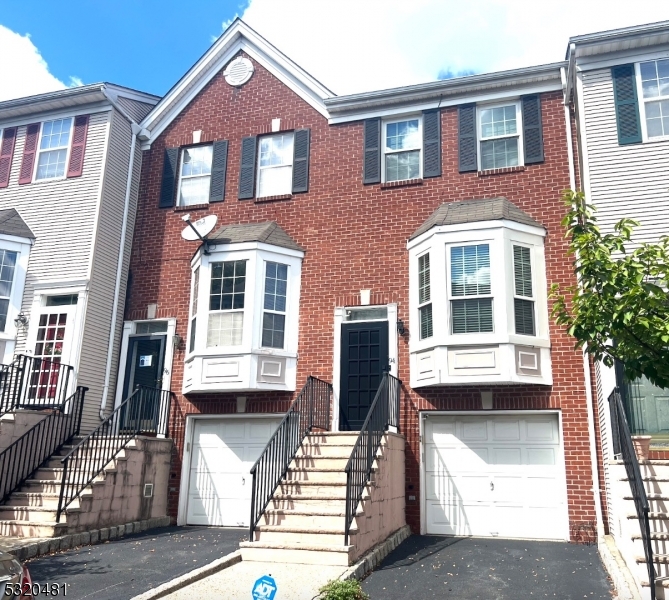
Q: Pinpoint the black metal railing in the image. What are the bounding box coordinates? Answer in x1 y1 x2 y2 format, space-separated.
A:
56 385 172 521
344 371 401 545
0 354 73 414
0 386 87 504
610 387 655 599
249 376 332 541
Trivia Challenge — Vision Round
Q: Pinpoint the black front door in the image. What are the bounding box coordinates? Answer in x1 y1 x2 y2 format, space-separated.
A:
122 336 166 398
339 321 389 431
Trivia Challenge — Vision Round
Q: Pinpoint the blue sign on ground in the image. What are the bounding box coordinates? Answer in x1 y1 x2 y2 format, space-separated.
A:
252 574 277 600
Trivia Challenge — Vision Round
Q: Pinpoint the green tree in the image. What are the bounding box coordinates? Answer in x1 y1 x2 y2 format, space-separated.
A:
550 190 669 389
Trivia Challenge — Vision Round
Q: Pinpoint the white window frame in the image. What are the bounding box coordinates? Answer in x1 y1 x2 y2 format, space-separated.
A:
511 243 536 336
206 258 248 348
33 118 74 182
476 101 524 170
417 251 432 340
447 242 495 336
635 60 669 143
256 132 294 198
177 144 213 207
261 260 289 349
382 115 423 183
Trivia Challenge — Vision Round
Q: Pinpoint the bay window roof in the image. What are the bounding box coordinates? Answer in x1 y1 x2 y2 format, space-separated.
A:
410 197 543 241
208 221 303 252
0 208 35 240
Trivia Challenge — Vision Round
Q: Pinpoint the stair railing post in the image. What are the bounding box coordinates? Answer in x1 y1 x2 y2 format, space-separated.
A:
56 456 69 523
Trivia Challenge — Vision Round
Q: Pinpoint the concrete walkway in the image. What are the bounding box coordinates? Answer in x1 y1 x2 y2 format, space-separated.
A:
162 560 347 600
361 535 614 599
26 526 246 600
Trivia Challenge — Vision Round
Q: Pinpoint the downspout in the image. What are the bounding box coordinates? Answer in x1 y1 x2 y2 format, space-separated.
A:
562 65 605 541
99 121 141 419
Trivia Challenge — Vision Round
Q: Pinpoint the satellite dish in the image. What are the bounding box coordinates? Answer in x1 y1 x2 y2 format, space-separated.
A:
181 214 218 241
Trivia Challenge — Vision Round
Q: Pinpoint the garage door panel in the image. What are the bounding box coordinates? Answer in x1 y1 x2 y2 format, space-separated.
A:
186 417 280 527
425 414 568 540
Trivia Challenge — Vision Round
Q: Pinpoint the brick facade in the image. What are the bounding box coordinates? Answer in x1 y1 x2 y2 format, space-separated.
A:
126 52 596 540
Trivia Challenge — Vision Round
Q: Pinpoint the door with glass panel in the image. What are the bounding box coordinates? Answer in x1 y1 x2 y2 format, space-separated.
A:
29 294 78 405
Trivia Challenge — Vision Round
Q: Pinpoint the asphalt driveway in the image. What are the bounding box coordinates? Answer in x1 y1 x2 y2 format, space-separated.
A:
26 525 246 600
362 535 614 600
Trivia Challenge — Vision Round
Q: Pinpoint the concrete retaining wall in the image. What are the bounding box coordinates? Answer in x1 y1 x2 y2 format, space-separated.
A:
0 411 48 452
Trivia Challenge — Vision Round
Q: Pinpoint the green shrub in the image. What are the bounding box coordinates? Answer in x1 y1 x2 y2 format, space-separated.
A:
317 578 369 600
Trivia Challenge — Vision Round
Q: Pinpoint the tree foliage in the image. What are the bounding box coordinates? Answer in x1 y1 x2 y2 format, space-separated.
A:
550 190 669 389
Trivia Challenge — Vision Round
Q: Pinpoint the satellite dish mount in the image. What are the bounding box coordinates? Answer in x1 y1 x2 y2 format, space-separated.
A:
181 214 217 255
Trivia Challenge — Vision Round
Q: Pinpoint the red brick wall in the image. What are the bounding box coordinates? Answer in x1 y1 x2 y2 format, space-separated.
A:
127 52 595 539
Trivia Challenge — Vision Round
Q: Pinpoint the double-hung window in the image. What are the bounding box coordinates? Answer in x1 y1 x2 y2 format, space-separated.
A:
0 249 17 331
262 262 288 348
418 253 433 339
639 59 669 138
207 260 246 347
35 118 72 180
257 134 294 197
178 145 213 206
383 118 421 182
450 244 493 334
478 104 521 170
513 245 535 336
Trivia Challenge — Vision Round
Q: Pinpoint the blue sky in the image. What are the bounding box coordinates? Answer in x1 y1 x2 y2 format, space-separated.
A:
2 0 669 101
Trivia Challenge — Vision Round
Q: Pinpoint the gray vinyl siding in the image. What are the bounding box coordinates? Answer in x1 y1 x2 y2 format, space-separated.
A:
115 97 155 123
0 111 111 354
581 68 669 245
78 108 142 432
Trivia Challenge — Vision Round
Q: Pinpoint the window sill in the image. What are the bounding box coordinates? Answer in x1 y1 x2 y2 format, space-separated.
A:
477 166 526 177
174 203 209 212
254 194 293 203
380 178 423 189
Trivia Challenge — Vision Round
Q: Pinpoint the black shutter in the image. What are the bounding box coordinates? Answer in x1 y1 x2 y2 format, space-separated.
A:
238 136 257 199
422 109 441 178
292 128 310 193
612 64 642 145
209 140 228 203
458 104 477 172
158 147 179 208
363 118 381 184
522 95 544 164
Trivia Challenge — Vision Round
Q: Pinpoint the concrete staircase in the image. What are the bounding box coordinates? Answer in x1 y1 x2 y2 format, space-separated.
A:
241 432 363 566
0 437 171 538
612 460 669 599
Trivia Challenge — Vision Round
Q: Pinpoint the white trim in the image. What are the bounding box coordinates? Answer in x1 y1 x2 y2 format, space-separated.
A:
256 132 294 198
0 235 32 361
419 409 569 539
575 48 669 73
176 143 214 207
328 81 562 125
176 411 285 526
635 59 669 143
331 303 398 432
381 115 422 183
141 20 331 147
575 71 594 204
476 100 524 170
0 104 112 131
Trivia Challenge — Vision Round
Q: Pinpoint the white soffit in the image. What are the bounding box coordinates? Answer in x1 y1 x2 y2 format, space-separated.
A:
140 19 333 144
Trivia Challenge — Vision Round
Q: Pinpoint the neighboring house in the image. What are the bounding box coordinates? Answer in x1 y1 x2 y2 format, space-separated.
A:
123 18 601 563
567 20 669 598
0 84 159 431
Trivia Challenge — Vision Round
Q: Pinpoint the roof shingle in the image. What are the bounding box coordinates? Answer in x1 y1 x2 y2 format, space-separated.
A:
209 221 303 252
0 208 35 240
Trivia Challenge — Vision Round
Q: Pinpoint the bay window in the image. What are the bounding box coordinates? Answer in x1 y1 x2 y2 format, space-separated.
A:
0 249 17 332
513 245 535 336
450 244 493 334
207 260 246 347
418 253 432 340
262 262 287 348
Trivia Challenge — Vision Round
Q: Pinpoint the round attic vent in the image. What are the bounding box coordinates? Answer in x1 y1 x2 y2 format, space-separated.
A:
224 57 254 87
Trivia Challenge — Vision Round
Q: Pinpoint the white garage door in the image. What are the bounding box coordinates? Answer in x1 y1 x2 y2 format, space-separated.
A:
425 413 568 540
186 417 281 527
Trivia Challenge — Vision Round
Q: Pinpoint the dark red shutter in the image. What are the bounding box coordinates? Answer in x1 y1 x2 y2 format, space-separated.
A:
0 127 17 188
67 115 89 178
18 123 40 185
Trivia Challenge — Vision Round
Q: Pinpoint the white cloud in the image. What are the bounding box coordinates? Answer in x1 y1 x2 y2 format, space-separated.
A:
239 0 669 95
0 25 82 102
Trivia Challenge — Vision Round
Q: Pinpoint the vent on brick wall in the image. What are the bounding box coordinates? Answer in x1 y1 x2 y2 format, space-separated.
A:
224 57 254 87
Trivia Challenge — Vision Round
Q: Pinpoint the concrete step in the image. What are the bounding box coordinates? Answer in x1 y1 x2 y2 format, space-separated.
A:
285 469 347 484
295 445 353 459
261 509 357 529
637 554 669 578
632 533 669 555
0 520 68 538
240 541 354 566
7 493 80 510
270 496 349 511
22 478 103 494
278 481 348 497
0 505 78 523
624 495 669 513
290 456 350 470
253 527 353 546
305 433 359 447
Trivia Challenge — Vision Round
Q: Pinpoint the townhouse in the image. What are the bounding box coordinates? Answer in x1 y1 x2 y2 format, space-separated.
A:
120 18 599 561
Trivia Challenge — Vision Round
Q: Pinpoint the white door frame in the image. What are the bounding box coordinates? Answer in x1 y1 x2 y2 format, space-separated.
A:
332 303 398 432
419 409 568 539
177 412 285 526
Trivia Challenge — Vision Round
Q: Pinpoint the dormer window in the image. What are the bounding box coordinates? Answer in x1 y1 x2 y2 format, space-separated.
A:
408 198 551 387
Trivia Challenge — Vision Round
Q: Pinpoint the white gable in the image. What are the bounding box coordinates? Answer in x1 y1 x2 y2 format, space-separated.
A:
139 19 333 147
